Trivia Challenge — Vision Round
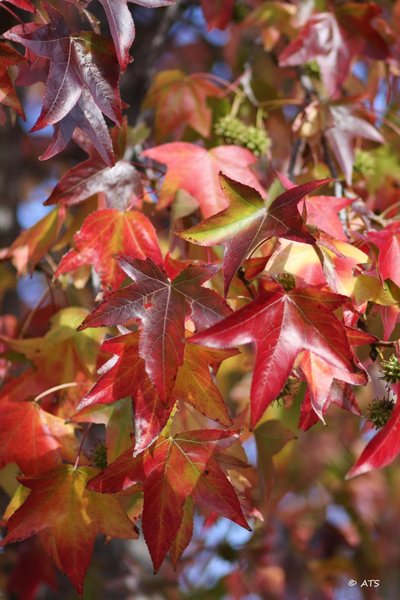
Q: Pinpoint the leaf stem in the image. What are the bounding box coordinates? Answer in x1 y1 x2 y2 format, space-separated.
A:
34 382 79 403
380 199 400 218
373 341 398 348
288 138 302 180
321 136 343 198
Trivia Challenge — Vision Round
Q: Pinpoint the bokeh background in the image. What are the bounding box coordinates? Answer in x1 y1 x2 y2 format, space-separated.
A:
1 1 400 598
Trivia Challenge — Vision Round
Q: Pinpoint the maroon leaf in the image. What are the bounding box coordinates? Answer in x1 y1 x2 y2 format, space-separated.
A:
99 0 175 71
200 0 235 30
79 258 231 399
5 5 121 132
325 105 384 184
45 155 142 210
41 90 114 165
279 13 356 96
336 2 391 61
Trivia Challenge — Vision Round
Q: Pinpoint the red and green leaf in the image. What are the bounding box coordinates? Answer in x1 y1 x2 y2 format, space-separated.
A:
179 175 328 295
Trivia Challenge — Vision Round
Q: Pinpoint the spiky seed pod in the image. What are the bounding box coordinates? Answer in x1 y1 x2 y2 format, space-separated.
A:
274 272 296 291
91 441 108 470
245 126 271 156
380 354 400 384
303 60 321 80
274 377 299 406
214 116 271 156
367 396 395 429
354 149 375 178
215 115 247 144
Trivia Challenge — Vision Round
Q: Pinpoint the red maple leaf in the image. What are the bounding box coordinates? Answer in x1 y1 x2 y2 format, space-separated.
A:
200 0 235 30
298 350 364 429
299 194 353 241
98 0 175 70
143 142 264 217
348 384 400 478
144 70 221 140
0 308 104 418
55 209 162 290
191 281 366 426
79 258 231 399
299 380 360 431
5 4 121 162
75 332 233 453
1 466 137 595
279 12 356 97
368 222 400 288
0 378 78 474
88 430 250 571
0 42 26 117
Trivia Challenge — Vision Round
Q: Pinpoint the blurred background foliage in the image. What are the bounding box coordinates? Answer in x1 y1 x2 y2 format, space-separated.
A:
1 0 400 598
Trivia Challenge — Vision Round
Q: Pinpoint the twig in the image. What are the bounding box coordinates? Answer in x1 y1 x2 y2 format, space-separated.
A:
288 138 302 180
132 1 183 125
373 340 398 348
19 286 50 338
44 253 58 274
321 136 350 236
73 423 92 470
321 136 343 198
240 65 260 107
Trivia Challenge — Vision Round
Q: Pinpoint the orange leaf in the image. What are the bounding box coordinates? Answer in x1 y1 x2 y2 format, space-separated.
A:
144 70 221 140
55 209 162 290
0 208 65 276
